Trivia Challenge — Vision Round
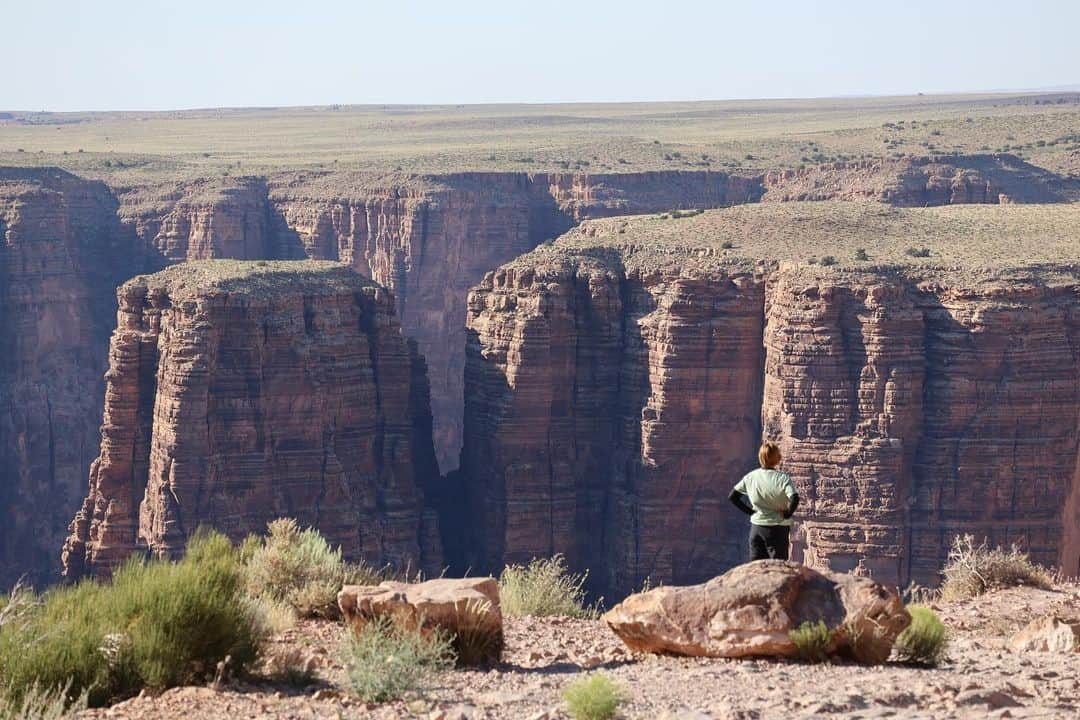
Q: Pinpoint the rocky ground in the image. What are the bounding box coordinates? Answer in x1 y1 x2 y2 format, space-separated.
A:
78 582 1080 720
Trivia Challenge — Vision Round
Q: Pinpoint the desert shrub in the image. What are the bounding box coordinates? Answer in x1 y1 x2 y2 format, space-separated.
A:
340 616 453 702
562 672 626 720
262 647 317 687
789 620 831 662
243 595 297 637
940 534 1054 601
243 518 350 618
902 581 940 605
721 240 735 249
905 246 931 258
342 559 396 587
820 255 837 266
0 681 87 720
450 599 504 666
854 248 869 261
0 529 259 708
499 555 596 618
893 606 946 665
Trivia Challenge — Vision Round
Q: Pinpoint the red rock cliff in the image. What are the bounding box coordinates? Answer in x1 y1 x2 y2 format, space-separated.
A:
266 170 760 472
0 169 142 585
457 204 1080 595
114 177 273 262
63 261 441 578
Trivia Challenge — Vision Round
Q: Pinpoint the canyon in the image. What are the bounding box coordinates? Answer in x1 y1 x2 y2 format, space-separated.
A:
454 204 1080 596
1 153 1078 594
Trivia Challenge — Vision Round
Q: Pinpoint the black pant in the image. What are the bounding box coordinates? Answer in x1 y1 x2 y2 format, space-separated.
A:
749 524 790 561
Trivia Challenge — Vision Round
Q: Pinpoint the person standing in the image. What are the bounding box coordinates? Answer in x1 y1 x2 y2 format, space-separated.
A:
729 441 800 561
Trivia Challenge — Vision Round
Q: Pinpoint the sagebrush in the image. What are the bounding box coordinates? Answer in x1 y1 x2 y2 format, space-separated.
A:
941 535 1053 601
243 518 392 618
0 681 87 720
340 616 454 702
0 529 259 708
499 555 597 618
893 606 947 665
562 672 626 720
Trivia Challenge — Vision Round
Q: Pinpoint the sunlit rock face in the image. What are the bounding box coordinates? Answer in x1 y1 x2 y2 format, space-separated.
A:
455 206 1080 597
63 261 442 579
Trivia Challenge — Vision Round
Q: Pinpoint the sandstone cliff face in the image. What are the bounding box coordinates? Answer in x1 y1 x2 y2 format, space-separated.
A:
0 169 141 585
457 206 1080 595
458 260 766 594
114 177 273 262
266 170 759 472
762 154 1073 205
63 261 441 578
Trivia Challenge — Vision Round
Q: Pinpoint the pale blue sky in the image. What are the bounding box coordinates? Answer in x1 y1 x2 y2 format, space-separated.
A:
7 0 1079 111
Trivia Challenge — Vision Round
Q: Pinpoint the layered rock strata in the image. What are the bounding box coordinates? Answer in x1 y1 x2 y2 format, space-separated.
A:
762 154 1076 205
114 177 274 262
457 202 1080 595
265 170 760 471
0 169 142 585
63 261 441 578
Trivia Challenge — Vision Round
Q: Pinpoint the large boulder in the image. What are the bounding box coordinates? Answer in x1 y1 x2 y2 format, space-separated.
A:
338 577 503 665
602 560 910 663
1009 615 1080 653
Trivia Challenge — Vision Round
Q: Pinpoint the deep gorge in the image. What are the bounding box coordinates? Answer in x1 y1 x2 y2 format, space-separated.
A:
1 157 1077 595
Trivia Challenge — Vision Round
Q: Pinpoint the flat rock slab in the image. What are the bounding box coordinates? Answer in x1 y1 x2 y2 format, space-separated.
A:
1009 614 1080 653
602 560 910 663
339 577 503 664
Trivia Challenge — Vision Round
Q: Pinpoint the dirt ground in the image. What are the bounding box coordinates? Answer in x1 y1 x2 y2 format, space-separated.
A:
80 583 1080 720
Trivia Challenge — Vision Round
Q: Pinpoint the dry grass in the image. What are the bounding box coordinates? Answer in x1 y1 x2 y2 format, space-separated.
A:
1 94 1077 181
124 260 368 300
499 555 598 619
518 201 1080 282
940 535 1055 601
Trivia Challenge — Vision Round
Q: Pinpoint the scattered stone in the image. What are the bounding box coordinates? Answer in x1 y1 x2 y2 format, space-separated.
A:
1009 615 1080 653
955 689 1022 709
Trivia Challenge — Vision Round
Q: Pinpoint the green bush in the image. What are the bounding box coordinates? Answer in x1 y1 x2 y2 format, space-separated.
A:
243 518 353 618
340 616 453 702
243 595 297 637
499 555 596 618
562 673 626 720
789 620 832 662
893 606 946 665
0 530 259 708
854 248 869 261
940 534 1053 601
905 246 931 258
820 255 838 266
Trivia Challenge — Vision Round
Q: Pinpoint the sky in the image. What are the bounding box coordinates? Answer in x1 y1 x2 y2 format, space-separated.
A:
6 0 1080 111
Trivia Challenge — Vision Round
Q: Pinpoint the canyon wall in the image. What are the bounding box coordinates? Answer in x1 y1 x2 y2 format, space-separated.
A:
3 162 1075 586
113 177 274 262
456 211 1080 595
63 261 441 578
456 258 767 594
264 170 760 472
762 154 1077 205
0 169 143 586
